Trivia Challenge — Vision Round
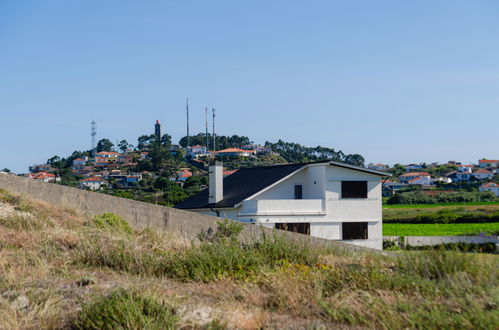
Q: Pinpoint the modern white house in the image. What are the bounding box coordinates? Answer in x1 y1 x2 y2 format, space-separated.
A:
175 161 390 250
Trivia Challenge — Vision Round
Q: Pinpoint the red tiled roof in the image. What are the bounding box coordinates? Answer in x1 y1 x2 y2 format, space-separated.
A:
478 159 499 163
96 151 119 156
474 169 492 174
215 148 256 154
481 182 498 188
80 177 104 182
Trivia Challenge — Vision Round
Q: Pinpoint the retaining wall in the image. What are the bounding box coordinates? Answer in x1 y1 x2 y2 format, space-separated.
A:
384 235 498 247
0 173 371 252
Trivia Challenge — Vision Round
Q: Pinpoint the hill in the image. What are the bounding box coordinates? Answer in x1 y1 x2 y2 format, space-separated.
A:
0 189 497 328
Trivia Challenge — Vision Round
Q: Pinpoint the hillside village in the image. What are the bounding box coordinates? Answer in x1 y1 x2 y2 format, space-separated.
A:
14 120 499 208
8 120 498 209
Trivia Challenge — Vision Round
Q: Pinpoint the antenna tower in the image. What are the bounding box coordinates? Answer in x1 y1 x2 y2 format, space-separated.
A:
186 98 190 147
205 107 209 149
91 120 97 157
212 108 216 151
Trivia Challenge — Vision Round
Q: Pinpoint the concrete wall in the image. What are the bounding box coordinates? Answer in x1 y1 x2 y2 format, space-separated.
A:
384 235 499 247
0 173 374 253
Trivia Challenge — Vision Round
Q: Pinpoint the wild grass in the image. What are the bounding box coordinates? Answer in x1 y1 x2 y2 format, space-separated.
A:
71 289 178 330
0 189 498 329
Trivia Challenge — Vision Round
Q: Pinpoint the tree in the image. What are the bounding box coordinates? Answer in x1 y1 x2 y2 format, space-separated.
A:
1 168 10 173
47 155 60 165
118 140 130 153
160 134 172 147
96 139 114 152
137 134 156 150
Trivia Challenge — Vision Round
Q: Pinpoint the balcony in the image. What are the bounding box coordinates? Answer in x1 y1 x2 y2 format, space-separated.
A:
239 199 325 216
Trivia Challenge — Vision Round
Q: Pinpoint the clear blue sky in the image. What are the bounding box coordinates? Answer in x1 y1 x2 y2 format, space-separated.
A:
1 1 498 173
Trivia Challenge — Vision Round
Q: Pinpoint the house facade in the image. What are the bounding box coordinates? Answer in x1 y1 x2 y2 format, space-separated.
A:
175 161 390 250
473 169 494 180
479 160 499 168
479 182 499 196
399 172 430 183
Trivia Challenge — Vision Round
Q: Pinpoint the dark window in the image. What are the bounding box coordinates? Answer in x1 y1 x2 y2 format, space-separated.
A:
341 181 368 198
275 223 310 235
342 222 368 240
294 185 303 199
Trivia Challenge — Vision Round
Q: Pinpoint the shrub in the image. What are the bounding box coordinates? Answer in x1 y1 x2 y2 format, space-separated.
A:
71 289 178 329
91 213 133 234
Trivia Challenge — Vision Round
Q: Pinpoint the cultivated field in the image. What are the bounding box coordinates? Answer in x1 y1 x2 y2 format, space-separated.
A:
383 222 499 236
0 189 498 329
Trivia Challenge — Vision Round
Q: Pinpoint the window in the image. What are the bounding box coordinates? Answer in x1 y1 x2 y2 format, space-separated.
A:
294 185 303 199
342 222 368 240
275 223 310 235
341 181 368 198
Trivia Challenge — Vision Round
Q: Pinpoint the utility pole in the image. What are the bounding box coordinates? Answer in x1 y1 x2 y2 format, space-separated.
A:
212 108 216 151
186 98 190 148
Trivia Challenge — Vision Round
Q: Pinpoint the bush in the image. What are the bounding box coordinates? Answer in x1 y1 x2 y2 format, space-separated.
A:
387 191 497 205
91 213 133 234
71 289 178 329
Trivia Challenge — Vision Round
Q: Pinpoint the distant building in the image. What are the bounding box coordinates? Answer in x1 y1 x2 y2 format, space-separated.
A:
72 158 87 168
79 177 106 190
479 182 499 196
176 170 193 182
95 151 119 159
399 172 430 183
407 176 432 186
479 159 499 168
187 145 209 158
447 171 472 182
473 169 494 180
405 164 424 171
241 145 273 154
214 148 256 158
368 163 389 171
26 172 60 182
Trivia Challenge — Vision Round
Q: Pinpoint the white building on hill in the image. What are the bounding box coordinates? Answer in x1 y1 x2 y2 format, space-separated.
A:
175 161 390 250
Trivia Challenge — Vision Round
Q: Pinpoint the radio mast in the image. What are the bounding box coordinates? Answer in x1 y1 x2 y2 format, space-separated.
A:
91 120 97 157
212 108 216 151
205 107 209 149
186 98 190 148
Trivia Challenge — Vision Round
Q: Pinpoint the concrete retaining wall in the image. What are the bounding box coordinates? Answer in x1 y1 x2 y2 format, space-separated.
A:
0 173 372 252
384 235 498 247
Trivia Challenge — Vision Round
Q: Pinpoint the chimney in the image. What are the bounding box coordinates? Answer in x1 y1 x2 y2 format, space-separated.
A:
209 161 223 204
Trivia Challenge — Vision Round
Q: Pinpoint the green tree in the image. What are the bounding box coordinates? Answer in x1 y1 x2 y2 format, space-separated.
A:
118 140 131 153
1 168 10 173
96 139 114 152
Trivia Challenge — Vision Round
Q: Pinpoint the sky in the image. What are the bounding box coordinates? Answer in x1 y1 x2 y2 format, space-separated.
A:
1 1 499 173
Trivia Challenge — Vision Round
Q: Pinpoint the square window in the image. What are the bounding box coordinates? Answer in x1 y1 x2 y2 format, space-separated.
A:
341 181 368 198
342 222 368 240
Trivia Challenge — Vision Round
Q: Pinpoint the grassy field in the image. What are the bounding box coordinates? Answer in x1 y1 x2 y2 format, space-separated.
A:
383 203 499 222
0 189 498 329
383 222 499 236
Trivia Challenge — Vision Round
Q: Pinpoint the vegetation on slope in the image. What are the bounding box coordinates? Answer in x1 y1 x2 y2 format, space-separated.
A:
0 189 497 329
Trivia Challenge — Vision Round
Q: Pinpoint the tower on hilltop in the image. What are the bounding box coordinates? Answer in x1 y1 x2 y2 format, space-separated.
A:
155 120 161 142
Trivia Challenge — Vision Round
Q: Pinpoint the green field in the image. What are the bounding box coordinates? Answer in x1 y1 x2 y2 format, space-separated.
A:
383 222 499 236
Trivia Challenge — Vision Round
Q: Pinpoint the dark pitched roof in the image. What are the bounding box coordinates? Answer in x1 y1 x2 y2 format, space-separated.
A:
174 161 391 210
174 163 306 209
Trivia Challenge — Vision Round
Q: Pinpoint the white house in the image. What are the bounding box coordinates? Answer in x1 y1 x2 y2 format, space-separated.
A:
407 176 432 186
399 172 430 183
79 177 106 190
473 169 494 180
479 182 499 196
175 161 390 250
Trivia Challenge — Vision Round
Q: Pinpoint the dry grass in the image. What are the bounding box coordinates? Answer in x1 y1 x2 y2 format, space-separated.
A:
0 189 497 329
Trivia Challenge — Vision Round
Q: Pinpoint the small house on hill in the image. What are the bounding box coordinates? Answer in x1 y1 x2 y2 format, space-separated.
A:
175 161 390 250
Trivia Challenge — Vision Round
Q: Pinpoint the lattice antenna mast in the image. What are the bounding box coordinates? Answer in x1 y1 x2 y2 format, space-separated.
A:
186 98 190 148
205 107 209 149
91 120 97 157
212 108 216 151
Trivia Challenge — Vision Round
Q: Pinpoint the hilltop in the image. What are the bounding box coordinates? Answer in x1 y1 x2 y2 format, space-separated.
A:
0 189 497 328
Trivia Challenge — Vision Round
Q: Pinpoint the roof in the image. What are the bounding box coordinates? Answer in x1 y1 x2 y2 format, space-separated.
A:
479 159 499 163
96 151 119 156
80 177 104 182
481 182 498 188
215 148 256 154
175 161 390 210
474 169 492 174
400 172 430 177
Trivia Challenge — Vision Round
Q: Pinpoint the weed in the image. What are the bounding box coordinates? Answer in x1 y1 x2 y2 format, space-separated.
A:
90 213 133 234
71 289 178 329
0 213 53 231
